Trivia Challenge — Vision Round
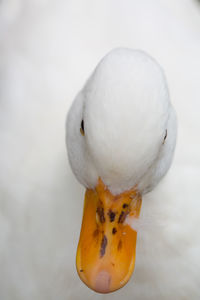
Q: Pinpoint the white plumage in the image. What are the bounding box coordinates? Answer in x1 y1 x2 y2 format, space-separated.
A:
67 48 177 195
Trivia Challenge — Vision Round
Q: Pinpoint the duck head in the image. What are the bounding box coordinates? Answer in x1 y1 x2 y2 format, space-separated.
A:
66 48 177 293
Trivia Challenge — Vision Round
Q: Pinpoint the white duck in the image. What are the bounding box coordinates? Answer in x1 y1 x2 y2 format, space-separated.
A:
66 48 177 293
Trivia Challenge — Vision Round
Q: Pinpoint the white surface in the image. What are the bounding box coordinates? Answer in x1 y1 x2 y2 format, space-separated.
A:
0 0 200 299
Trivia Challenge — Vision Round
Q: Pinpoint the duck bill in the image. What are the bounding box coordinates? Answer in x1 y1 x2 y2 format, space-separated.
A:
76 178 142 293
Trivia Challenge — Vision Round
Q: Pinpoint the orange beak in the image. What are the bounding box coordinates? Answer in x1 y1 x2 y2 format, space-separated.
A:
76 178 142 293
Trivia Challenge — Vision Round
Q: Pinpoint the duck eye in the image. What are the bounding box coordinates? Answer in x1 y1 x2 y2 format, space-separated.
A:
163 129 167 144
80 120 85 136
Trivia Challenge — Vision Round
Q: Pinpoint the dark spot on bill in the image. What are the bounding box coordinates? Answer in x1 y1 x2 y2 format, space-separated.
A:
96 206 105 223
100 235 108 257
108 209 116 222
112 227 117 234
122 203 128 209
118 210 129 223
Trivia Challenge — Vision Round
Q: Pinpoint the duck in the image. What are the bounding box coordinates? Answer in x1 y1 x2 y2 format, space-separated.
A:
66 48 177 293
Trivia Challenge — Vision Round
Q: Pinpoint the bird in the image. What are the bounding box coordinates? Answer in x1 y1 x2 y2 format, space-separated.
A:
66 48 177 293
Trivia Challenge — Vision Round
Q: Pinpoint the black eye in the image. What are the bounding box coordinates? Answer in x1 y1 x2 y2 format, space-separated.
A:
163 129 167 144
80 120 85 136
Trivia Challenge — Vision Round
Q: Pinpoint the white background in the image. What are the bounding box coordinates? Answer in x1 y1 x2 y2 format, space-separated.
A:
0 0 200 299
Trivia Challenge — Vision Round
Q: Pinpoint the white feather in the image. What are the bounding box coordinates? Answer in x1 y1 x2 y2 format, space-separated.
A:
67 48 177 195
